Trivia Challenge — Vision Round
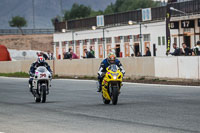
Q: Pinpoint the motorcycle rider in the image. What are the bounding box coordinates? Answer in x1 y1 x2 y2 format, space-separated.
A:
29 56 52 92
97 52 125 92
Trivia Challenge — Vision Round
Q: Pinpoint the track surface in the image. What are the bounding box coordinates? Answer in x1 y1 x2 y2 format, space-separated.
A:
0 77 200 133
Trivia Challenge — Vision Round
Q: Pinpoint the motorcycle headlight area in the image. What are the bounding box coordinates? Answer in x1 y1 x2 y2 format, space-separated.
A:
111 73 119 80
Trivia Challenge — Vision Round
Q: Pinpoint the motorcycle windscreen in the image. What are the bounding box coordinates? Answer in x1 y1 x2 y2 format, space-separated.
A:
37 67 47 73
109 65 118 72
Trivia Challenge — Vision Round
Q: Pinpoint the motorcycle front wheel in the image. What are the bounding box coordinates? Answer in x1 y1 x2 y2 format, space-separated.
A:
111 86 119 105
40 85 47 103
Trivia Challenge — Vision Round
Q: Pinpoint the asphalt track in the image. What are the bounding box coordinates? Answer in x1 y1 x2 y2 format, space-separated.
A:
0 77 200 133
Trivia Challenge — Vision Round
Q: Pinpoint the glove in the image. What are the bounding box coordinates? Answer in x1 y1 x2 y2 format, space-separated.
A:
100 72 106 77
30 72 34 77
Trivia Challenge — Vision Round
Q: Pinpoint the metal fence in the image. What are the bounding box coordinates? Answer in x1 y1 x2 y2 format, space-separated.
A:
56 0 200 31
0 29 54 35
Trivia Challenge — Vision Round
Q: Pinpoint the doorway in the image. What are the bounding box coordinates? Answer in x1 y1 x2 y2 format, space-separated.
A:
184 36 191 48
134 43 139 56
115 44 120 57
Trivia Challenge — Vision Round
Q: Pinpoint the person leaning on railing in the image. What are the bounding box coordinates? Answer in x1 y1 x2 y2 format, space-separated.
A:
167 43 181 56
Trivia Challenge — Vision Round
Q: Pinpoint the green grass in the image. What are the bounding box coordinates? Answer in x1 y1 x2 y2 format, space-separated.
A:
0 72 29 78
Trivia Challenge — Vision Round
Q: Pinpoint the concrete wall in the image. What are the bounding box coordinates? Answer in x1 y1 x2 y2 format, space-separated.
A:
154 57 179 78
154 57 200 80
0 57 199 80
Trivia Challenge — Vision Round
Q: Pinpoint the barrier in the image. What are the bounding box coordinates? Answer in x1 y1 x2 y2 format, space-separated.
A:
154 57 178 78
0 57 199 80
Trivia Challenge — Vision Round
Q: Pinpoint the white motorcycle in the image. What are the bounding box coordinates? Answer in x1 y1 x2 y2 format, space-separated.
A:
31 66 52 103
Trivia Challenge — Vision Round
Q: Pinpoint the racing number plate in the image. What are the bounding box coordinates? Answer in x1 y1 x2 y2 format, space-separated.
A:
40 73 46 78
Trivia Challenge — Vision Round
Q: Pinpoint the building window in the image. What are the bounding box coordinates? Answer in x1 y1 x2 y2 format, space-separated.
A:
55 42 59 46
114 37 120 43
98 38 103 44
143 34 151 42
133 35 139 42
124 36 130 42
82 40 87 45
184 28 191 32
106 38 112 43
158 37 161 45
162 36 165 45
174 37 177 44
90 39 95 44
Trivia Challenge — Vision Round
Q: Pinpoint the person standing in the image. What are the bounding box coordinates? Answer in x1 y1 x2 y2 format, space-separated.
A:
182 43 193 56
64 48 72 59
90 46 95 57
144 47 151 56
193 41 200 56
70 49 79 59
168 43 181 56
82 49 95 58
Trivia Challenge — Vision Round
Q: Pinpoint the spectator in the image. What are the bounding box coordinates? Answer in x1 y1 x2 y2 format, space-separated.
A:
36 52 41 57
144 47 151 56
82 49 95 58
64 48 72 59
193 41 200 56
182 43 193 56
168 43 181 56
136 52 142 57
40 52 49 60
69 49 79 59
90 46 95 56
47 51 52 60
50 53 54 60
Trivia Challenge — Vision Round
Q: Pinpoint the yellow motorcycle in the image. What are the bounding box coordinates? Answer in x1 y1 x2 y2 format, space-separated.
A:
101 64 123 105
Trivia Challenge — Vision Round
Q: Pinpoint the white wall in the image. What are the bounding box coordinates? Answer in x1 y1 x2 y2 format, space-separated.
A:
154 57 179 78
54 21 168 58
8 49 40 61
178 56 199 79
155 56 200 80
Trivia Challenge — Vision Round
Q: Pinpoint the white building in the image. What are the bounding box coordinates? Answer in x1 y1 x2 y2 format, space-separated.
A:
53 0 200 59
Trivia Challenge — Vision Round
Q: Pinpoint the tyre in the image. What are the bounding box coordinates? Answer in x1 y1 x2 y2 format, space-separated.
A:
40 85 46 103
102 96 110 104
111 86 119 105
34 96 41 103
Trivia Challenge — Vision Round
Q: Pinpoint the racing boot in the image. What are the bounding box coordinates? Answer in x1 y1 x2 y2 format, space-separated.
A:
29 83 33 92
97 84 102 92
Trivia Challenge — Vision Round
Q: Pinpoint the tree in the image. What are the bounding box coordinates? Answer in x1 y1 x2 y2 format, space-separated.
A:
90 10 104 17
57 0 160 22
104 3 115 15
105 0 159 14
64 3 92 20
9 16 27 35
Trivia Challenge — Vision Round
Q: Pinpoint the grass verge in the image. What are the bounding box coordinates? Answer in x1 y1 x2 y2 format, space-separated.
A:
0 72 29 78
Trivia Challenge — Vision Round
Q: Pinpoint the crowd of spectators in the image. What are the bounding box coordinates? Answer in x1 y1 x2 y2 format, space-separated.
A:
36 51 53 60
63 46 95 60
167 41 200 56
